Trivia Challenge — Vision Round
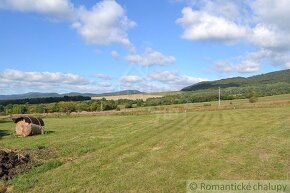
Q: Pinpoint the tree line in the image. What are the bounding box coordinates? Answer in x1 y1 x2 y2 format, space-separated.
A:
0 95 91 106
1 82 289 115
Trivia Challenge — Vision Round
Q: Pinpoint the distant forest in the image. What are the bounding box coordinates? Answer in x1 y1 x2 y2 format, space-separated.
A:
0 96 91 106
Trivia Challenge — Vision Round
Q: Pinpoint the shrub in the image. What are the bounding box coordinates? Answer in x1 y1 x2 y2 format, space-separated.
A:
249 96 258 103
125 103 133 108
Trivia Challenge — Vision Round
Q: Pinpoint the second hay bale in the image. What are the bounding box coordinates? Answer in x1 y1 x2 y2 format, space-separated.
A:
13 116 45 137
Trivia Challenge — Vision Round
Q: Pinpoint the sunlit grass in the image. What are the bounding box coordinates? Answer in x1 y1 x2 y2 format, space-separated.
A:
0 95 289 192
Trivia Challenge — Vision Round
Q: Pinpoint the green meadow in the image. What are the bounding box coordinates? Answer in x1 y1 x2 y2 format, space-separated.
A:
0 95 290 192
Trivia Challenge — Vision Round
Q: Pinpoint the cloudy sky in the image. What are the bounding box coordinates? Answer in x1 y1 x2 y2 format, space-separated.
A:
0 0 290 94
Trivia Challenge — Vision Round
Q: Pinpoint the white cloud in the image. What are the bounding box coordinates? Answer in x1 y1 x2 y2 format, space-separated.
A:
264 51 290 68
0 0 136 49
215 50 267 73
216 60 261 73
250 24 290 51
176 0 290 73
96 73 112 80
120 75 143 84
72 0 136 49
117 71 207 92
0 69 114 94
126 48 176 66
0 69 208 94
0 0 73 19
215 49 290 73
251 0 290 31
97 82 112 87
111 50 120 60
215 62 235 73
176 7 249 42
149 71 207 89
199 0 245 21
0 69 88 84
70 85 113 93
236 60 260 73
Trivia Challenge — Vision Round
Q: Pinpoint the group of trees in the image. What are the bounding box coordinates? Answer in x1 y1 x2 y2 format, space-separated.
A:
0 99 118 115
145 83 290 106
0 82 289 115
0 95 90 106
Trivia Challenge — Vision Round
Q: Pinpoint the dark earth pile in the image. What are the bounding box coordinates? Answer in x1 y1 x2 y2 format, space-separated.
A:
0 150 30 180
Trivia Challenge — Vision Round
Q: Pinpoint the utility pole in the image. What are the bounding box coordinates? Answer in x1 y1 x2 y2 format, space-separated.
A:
218 87 221 107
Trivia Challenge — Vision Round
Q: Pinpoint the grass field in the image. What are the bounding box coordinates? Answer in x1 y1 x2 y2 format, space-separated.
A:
0 95 290 192
91 93 163 100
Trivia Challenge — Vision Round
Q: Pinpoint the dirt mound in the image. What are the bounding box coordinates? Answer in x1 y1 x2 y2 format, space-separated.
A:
0 150 30 180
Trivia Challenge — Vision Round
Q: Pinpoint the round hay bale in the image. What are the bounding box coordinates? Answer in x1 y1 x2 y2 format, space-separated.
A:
13 116 45 137
15 121 44 137
30 124 44 135
15 121 31 137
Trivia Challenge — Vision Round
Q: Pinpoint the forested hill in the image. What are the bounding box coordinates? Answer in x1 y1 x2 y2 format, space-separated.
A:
181 69 290 91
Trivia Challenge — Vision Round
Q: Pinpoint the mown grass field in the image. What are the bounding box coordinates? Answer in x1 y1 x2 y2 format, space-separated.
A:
91 93 163 101
0 95 290 192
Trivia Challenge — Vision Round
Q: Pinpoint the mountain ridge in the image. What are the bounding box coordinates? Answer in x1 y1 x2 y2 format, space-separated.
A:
0 90 142 101
181 69 290 91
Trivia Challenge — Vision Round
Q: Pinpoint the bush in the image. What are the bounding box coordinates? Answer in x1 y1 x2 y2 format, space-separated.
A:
249 96 258 103
116 107 121 111
125 103 133 108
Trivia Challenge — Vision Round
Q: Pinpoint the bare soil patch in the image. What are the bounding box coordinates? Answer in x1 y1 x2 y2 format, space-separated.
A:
0 150 30 181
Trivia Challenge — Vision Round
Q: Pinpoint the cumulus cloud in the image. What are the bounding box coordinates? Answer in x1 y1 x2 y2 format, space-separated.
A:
72 0 136 49
216 61 260 74
0 69 113 94
97 82 112 87
177 0 290 72
149 71 207 89
251 0 290 31
176 7 248 42
117 71 207 92
215 49 290 73
251 25 290 50
0 69 88 84
120 75 143 84
0 69 208 94
0 0 74 19
126 48 176 66
215 50 269 73
0 0 136 49
96 73 112 80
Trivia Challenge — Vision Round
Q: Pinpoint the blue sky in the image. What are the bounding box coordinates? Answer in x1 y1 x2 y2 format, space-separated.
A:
0 0 289 94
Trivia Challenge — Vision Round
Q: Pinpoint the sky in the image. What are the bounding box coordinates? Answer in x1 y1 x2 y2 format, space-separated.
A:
0 0 290 94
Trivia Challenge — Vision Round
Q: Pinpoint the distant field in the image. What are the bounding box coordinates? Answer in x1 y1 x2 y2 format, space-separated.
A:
91 93 163 100
0 94 290 192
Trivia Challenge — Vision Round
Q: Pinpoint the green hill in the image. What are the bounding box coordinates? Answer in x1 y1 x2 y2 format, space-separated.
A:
181 69 290 91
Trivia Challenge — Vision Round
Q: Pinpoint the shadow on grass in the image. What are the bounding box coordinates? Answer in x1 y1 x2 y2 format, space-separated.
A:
45 131 55 135
0 129 10 139
0 119 12 123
